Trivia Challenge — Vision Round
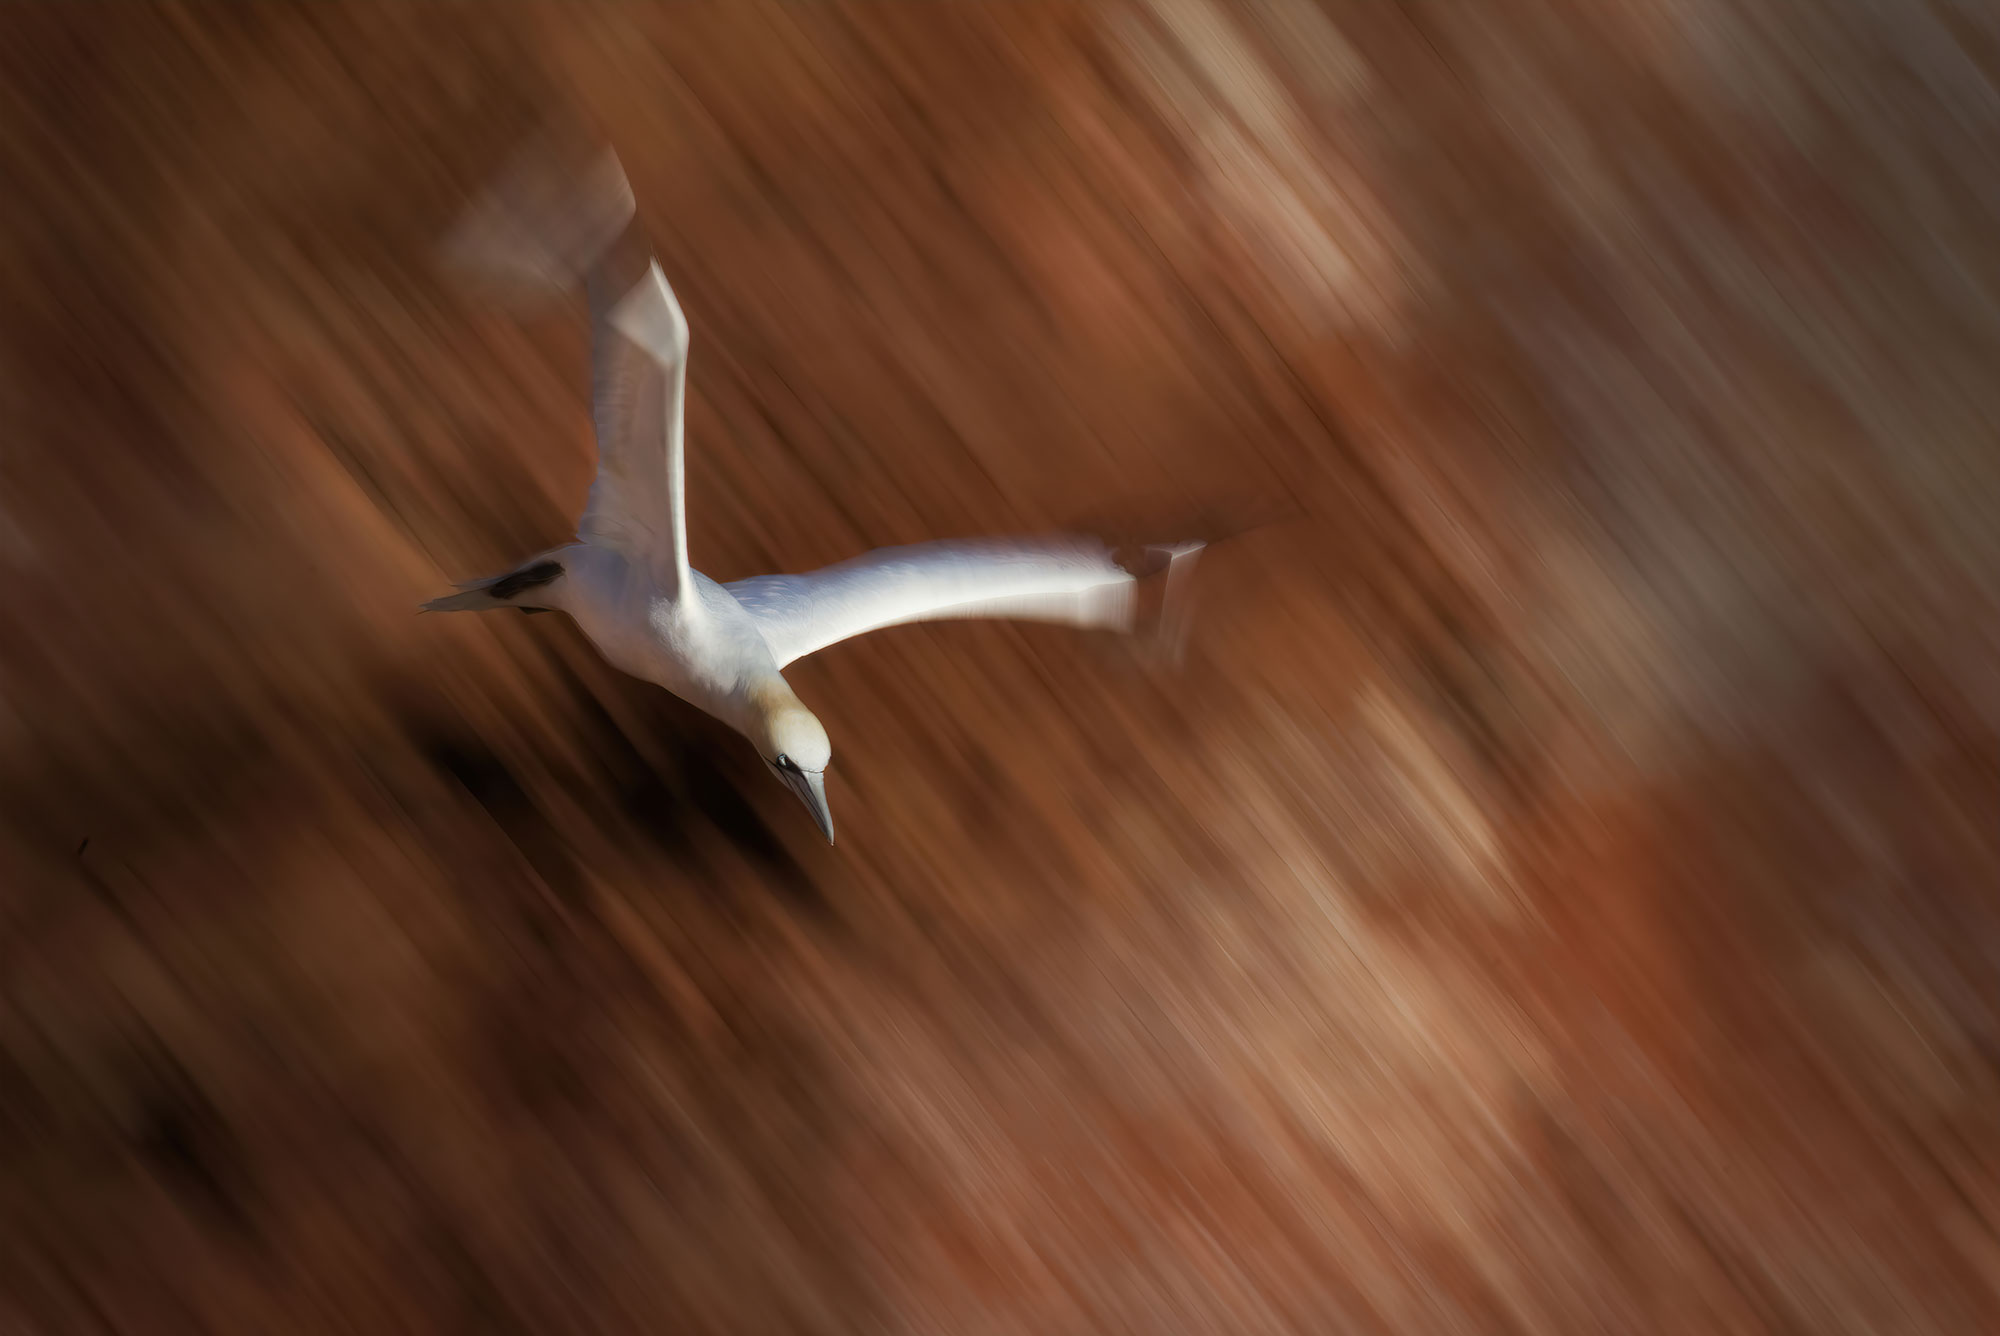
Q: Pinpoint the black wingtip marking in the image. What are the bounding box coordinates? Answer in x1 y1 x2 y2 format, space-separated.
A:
490 560 564 601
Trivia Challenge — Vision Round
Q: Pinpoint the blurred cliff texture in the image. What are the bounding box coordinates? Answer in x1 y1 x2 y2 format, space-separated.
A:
5 3 2000 1332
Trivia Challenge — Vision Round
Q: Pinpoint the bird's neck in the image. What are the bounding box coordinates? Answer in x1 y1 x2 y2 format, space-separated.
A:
727 673 801 754
742 674 801 718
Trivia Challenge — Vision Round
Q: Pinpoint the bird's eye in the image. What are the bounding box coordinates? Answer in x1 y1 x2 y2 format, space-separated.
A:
774 754 800 773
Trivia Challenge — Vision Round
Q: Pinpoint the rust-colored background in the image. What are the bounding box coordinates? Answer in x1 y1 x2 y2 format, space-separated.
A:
5 3 2000 1332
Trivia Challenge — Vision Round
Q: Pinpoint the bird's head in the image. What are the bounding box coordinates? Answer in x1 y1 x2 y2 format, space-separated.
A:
746 686 835 844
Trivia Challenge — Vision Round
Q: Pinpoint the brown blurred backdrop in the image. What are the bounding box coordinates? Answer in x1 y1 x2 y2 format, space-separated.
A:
3 2 2000 1332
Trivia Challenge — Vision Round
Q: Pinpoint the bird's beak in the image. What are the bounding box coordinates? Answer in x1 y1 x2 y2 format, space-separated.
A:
779 767 836 844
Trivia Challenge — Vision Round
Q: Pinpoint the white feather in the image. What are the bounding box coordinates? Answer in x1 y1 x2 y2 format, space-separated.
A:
726 537 1141 668
581 262 692 596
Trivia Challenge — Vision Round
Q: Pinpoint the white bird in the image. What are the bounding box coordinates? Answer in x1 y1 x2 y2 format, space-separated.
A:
424 142 1203 844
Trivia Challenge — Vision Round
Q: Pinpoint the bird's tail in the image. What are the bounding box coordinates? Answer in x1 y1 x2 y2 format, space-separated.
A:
421 551 569 615
440 125 638 307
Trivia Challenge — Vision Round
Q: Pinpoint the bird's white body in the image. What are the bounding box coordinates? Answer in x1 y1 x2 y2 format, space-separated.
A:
426 141 1201 842
548 544 783 739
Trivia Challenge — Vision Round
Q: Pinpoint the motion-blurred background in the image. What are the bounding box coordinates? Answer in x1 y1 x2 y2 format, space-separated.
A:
4 3 1999 1332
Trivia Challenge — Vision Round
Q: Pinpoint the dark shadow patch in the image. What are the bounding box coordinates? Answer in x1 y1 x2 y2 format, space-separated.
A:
542 659 830 920
489 560 563 602
647 702 827 920
130 1083 254 1239
418 732 586 915
544 662 702 867
677 742 817 894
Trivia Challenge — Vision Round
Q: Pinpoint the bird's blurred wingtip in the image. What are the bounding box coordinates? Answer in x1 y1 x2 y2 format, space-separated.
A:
438 126 636 307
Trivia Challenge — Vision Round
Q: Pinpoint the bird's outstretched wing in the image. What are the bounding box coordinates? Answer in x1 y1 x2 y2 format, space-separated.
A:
441 138 693 596
726 537 1151 669
581 261 693 595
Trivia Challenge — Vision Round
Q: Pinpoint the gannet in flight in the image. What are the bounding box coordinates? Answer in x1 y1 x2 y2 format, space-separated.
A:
424 144 1202 843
